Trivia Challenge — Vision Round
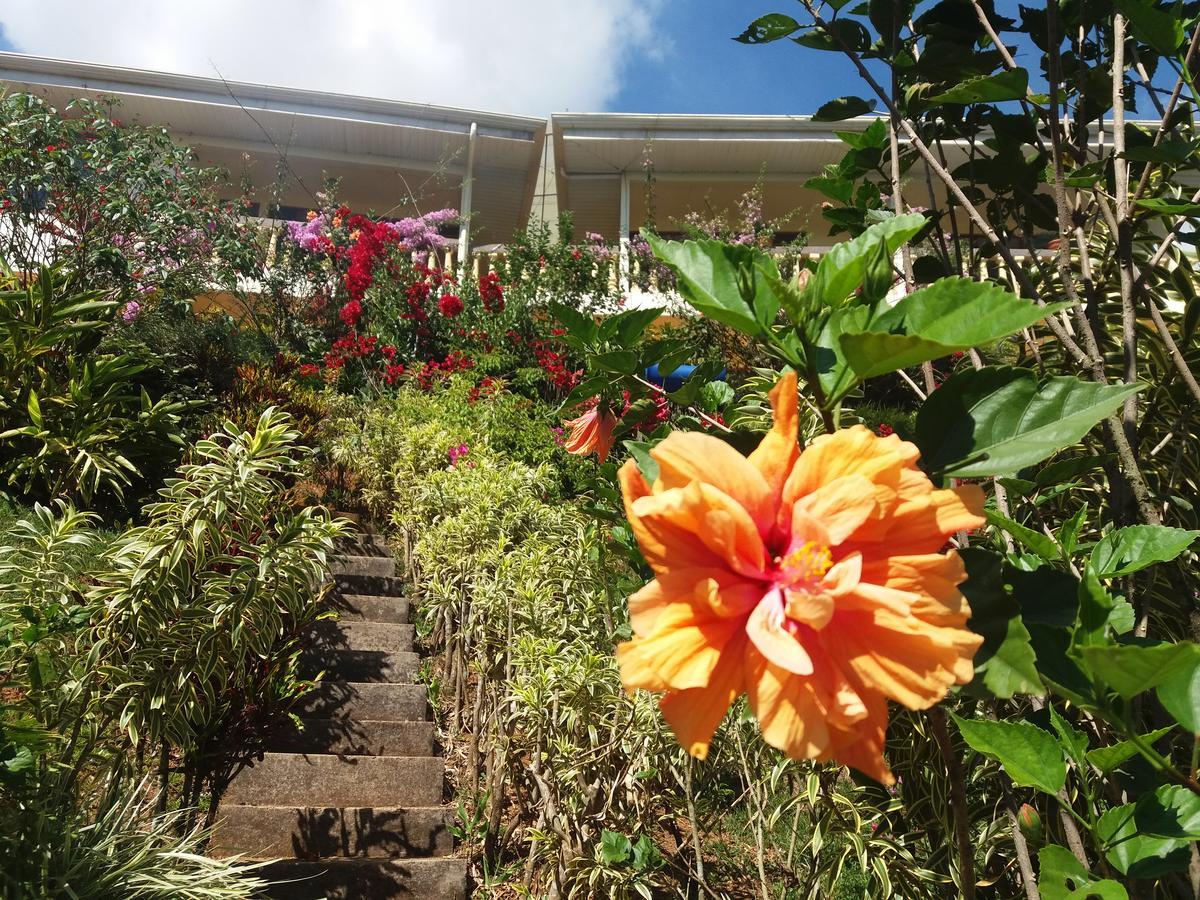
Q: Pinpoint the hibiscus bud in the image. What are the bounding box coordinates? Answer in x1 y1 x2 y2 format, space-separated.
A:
1017 804 1043 846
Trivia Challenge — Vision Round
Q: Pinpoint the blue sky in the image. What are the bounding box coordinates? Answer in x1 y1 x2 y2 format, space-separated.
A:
0 1 1167 116
608 0 874 114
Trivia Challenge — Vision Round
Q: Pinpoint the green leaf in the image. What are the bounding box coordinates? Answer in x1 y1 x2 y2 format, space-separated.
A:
590 349 641 375
599 306 663 345
1037 845 1128 900
1097 786 1200 877
548 301 597 343
599 829 632 865
932 69 1029 104
1080 641 1200 698
1114 0 1185 55
951 714 1066 795
1157 652 1200 734
840 279 1070 380
644 233 781 337
803 213 926 310
961 548 1043 698
915 367 1143 478
734 13 800 44
1085 726 1175 773
985 510 1060 561
813 96 877 121
1134 196 1200 216
1089 525 1198 578
1076 567 1129 646
793 20 871 52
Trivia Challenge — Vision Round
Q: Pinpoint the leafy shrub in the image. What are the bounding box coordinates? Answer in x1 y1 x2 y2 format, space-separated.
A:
0 268 187 511
0 410 343 895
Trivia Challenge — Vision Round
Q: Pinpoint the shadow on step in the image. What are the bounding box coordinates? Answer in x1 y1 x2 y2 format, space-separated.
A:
290 807 451 859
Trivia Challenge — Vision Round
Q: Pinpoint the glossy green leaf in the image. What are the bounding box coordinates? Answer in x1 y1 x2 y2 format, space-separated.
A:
1135 197 1200 216
590 349 640 375
1037 845 1128 900
932 69 1029 104
1157 650 1200 733
985 510 1060 561
840 279 1069 380
1114 0 1185 55
1088 525 1198 578
1085 726 1174 773
813 96 877 121
645 233 781 337
1080 641 1200 698
803 213 926 310
734 13 800 44
599 306 663 345
1097 786 1200 877
548 301 597 343
915 367 1143 478
951 714 1066 795
961 548 1043 698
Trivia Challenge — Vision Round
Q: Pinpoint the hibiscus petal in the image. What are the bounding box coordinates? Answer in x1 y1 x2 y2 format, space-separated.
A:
746 589 813 675
793 473 878 545
652 431 773 532
748 370 800 503
660 639 746 760
744 648 830 759
632 482 767 577
617 603 746 692
785 426 916 503
826 609 981 709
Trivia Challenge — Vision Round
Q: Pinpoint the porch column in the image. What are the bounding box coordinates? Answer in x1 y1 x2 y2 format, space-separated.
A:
457 122 478 277
618 170 630 292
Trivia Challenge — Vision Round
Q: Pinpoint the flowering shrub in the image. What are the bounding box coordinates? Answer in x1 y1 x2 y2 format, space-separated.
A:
0 93 254 300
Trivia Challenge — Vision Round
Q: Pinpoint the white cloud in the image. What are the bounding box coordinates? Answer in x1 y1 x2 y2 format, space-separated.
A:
0 0 665 114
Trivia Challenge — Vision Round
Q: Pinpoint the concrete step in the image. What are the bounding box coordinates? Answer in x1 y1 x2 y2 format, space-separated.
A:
212 804 454 860
224 753 443 808
333 573 405 596
309 621 414 653
301 648 421 683
254 857 468 899
330 555 397 578
340 533 390 556
329 593 409 624
294 682 428 721
269 718 436 757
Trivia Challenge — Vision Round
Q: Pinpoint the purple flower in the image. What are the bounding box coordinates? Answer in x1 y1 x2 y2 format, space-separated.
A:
286 215 329 251
385 208 458 252
120 300 142 323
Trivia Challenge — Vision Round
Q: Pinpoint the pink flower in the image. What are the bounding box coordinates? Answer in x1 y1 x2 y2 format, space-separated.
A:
448 442 470 465
120 300 142 323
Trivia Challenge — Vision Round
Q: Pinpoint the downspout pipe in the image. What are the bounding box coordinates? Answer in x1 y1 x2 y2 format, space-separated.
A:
457 121 478 277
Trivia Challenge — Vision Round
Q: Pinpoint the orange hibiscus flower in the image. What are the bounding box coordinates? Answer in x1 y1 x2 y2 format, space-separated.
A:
563 404 618 464
616 372 985 784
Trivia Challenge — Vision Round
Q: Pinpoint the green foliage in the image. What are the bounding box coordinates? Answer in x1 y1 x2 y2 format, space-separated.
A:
915 367 1144 479
0 411 341 895
0 268 188 510
951 715 1067 795
0 93 254 300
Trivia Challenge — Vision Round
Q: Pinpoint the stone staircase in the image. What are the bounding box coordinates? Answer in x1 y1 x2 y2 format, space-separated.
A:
213 534 468 899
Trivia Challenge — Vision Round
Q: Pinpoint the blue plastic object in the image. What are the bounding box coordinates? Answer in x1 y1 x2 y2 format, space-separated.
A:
645 363 727 393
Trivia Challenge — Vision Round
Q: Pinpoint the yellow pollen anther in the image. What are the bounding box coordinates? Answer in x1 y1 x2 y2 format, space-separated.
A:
781 541 833 583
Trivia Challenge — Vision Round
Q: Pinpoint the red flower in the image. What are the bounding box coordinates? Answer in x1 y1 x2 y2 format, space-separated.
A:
878 423 895 437
298 363 321 378
480 272 505 314
384 363 406 385
439 294 464 318
340 299 363 328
